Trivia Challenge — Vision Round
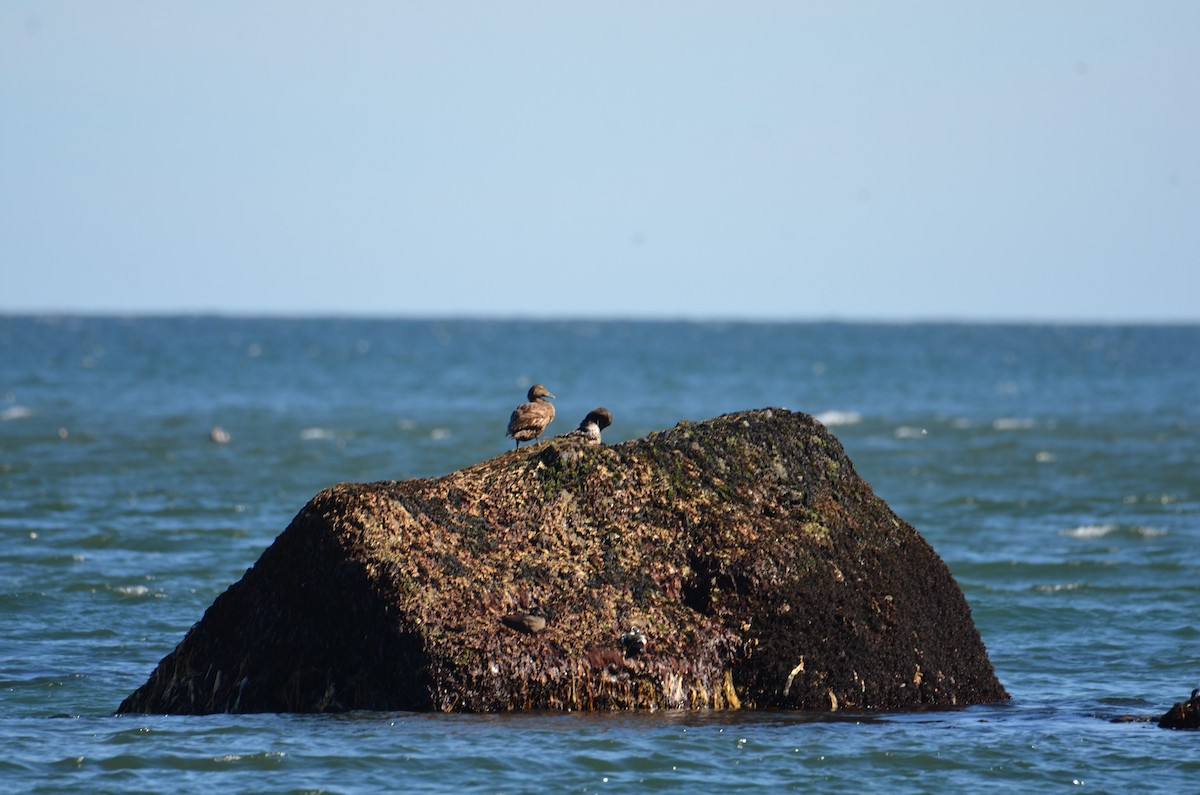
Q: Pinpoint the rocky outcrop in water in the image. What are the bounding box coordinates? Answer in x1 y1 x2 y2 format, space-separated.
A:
1158 689 1200 729
118 408 1009 714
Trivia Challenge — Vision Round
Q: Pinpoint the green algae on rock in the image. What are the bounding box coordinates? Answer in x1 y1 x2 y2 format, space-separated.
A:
118 408 1008 714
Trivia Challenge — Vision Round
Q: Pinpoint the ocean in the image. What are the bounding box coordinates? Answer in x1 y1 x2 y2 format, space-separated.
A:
1 316 1198 792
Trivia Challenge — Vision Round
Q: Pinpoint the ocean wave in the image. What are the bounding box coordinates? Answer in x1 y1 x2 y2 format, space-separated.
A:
1058 524 1168 540
1034 582 1086 593
1 406 35 421
813 411 862 427
993 417 1035 431
299 427 335 441
894 426 927 439
1059 524 1118 539
1123 493 1179 506
113 585 165 599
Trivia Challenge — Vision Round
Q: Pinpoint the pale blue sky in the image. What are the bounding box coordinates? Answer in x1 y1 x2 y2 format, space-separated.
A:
3 2 1197 321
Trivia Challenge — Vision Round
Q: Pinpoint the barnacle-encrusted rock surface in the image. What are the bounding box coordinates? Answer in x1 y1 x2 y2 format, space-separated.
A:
118 408 1008 714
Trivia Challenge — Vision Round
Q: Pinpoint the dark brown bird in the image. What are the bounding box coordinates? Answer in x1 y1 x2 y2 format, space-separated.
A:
506 384 555 447
560 407 612 446
501 602 547 634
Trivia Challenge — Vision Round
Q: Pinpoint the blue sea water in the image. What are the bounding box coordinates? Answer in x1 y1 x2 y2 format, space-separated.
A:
1 316 1198 793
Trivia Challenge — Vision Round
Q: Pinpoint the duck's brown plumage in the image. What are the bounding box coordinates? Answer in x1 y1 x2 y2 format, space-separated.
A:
506 384 555 447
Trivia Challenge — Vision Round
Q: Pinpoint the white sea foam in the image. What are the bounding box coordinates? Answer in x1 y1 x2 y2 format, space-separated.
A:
1059 524 1118 539
1 406 34 421
299 427 334 441
814 411 862 427
1034 582 1085 593
894 426 927 439
1034 451 1056 463
993 417 1035 431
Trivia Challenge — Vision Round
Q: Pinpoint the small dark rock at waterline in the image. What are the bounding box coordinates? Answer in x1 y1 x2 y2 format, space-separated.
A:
1158 689 1200 729
118 408 1009 715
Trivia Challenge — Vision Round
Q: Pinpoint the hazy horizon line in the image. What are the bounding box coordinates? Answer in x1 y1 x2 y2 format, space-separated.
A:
3 308 1197 327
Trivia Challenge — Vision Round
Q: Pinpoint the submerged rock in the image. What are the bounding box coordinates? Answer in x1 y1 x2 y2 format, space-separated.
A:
118 408 1008 714
1158 689 1200 729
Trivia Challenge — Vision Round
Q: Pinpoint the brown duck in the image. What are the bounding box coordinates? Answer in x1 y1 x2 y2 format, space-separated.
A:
506 384 555 447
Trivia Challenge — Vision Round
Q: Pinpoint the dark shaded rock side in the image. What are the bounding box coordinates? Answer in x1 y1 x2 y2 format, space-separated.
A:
118 408 1009 714
1159 689 1200 729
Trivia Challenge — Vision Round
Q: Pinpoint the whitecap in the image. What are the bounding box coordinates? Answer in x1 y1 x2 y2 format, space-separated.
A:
1034 582 1084 593
1034 451 1056 463
429 427 451 441
115 585 151 597
299 427 334 441
1135 526 1168 538
814 411 862 427
993 417 1035 431
1059 524 1117 539
894 426 927 439
1 406 34 421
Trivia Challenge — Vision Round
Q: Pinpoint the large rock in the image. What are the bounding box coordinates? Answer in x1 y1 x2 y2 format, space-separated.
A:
118 408 1008 714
